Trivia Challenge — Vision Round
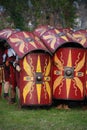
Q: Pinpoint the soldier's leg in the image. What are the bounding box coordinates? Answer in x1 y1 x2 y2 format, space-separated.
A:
3 81 10 100
9 66 17 104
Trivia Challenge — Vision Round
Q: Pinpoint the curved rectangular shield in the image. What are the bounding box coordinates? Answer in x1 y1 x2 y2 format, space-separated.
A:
19 52 52 106
52 47 86 100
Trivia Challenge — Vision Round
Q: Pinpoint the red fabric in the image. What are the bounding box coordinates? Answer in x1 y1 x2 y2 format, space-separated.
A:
4 66 10 81
0 49 4 65
4 51 17 87
10 65 17 88
3 48 17 88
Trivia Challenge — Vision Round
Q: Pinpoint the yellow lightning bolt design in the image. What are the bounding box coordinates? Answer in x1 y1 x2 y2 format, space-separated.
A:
54 53 63 70
44 57 51 100
53 76 64 93
45 57 51 76
36 55 42 104
53 53 64 93
45 82 51 101
75 53 85 71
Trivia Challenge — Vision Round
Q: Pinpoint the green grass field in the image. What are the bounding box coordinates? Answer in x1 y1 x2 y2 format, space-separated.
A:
0 98 87 130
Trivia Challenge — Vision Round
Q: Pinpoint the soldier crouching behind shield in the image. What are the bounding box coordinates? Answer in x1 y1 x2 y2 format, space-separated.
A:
3 43 18 103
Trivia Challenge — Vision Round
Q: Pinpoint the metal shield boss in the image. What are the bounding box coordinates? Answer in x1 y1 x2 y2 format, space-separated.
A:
52 47 86 100
19 52 52 106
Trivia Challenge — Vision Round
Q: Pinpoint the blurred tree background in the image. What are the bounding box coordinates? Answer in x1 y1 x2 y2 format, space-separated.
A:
0 0 86 31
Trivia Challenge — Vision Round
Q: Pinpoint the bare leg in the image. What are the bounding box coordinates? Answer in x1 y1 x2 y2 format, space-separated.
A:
3 81 10 100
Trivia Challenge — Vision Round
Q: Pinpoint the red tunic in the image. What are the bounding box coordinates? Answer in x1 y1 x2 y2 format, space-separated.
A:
3 48 17 88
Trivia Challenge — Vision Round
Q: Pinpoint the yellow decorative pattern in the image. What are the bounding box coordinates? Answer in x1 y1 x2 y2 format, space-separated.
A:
66 50 72 98
75 53 85 71
36 84 42 104
55 29 69 41
45 82 51 101
73 33 86 45
9 37 25 54
66 79 71 98
23 32 37 48
54 53 63 70
43 35 56 49
53 49 85 98
23 82 33 103
23 57 33 76
23 56 33 103
74 77 83 96
53 76 63 93
67 50 72 67
36 55 41 73
36 55 42 104
44 57 51 100
44 57 51 76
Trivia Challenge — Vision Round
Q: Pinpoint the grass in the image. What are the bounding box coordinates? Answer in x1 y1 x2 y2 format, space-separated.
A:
0 98 87 130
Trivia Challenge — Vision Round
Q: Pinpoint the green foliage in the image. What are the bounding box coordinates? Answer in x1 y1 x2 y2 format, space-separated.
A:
30 0 76 27
0 0 76 30
0 0 28 30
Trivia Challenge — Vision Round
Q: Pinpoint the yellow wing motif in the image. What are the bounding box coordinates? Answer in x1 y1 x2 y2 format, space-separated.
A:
9 37 21 43
9 37 25 54
73 34 86 45
45 82 51 101
23 82 33 103
75 53 85 72
43 35 56 49
54 53 63 70
0 30 12 38
55 29 69 41
53 76 63 93
45 57 51 76
74 77 83 96
23 56 34 102
23 57 33 76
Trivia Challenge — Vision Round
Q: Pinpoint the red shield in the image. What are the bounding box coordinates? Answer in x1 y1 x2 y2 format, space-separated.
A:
0 28 18 39
39 28 71 53
7 31 51 58
33 25 54 37
67 29 87 48
19 52 52 106
52 47 86 100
